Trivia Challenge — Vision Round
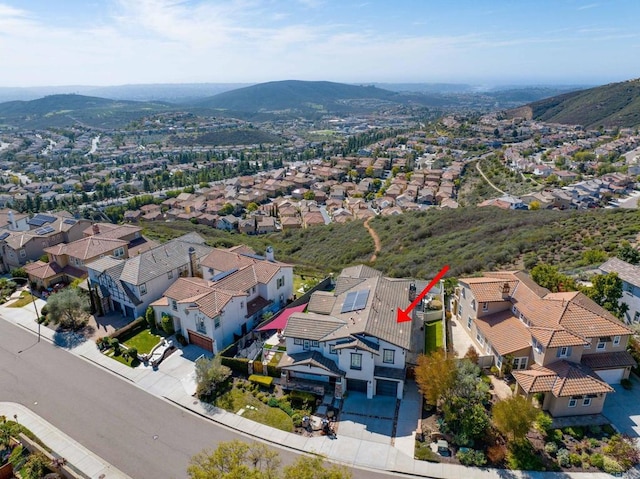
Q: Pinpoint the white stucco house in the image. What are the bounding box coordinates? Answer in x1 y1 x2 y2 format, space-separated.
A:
599 257 638 324
278 265 433 400
151 245 293 353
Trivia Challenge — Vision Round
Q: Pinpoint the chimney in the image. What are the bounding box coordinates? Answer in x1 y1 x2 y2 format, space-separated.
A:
409 282 417 302
501 282 510 299
188 246 197 277
92 223 100 235
8 210 17 230
265 246 275 262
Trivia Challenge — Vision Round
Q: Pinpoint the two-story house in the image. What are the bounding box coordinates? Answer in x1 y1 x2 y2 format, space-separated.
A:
278 265 432 400
599 257 639 324
0 213 92 273
86 232 212 319
150 245 293 353
453 271 635 417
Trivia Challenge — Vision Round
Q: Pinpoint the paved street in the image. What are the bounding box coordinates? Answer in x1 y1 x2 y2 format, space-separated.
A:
0 319 413 479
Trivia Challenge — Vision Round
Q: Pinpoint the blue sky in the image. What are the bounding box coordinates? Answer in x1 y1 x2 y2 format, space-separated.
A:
0 0 638 87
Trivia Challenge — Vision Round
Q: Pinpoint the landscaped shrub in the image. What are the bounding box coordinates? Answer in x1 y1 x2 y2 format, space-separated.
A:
290 390 316 409
603 434 640 469
277 398 294 416
563 426 584 440
145 307 156 330
486 444 506 465
550 429 564 444
534 412 553 436
221 357 249 375
268 397 279 408
556 448 570 467
569 453 582 467
544 442 558 456
110 338 120 351
602 456 624 475
161 314 175 335
506 440 545 471
589 453 604 469
456 449 487 467
109 316 147 341
248 374 274 388
127 347 138 360
588 425 602 435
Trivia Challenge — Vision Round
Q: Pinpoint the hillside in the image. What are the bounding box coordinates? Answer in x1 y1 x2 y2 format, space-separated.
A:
506 79 640 128
192 80 409 114
141 207 640 279
0 94 171 128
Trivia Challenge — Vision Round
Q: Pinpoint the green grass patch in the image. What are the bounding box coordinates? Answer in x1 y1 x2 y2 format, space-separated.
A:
214 388 293 432
425 320 443 353
8 292 36 308
105 349 140 368
123 328 163 354
415 441 440 462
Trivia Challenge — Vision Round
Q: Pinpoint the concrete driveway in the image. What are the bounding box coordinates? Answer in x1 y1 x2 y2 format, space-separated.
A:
338 392 397 444
602 375 640 438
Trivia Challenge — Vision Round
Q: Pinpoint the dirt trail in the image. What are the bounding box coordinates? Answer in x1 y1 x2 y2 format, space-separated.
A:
364 217 381 262
476 161 506 195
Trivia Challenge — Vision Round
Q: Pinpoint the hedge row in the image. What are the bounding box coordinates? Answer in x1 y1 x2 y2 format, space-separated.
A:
109 316 147 341
221 356 249 375
249 375 274 387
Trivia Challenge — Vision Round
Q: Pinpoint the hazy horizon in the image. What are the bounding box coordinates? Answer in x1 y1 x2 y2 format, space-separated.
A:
0 0 638 88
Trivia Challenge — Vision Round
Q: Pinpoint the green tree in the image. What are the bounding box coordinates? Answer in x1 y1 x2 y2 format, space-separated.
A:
195 355 232 399
364 166 374 177
145 306 156 330
528 200 541 211
302 190 316 201
530 264 575 292
492 395 538 441
46 288 90 330
584 272 627 318
188 440 280 479
618 242 640 265
282 454 352 479
415 349 457 407
246 202 259 212
220 203 235 215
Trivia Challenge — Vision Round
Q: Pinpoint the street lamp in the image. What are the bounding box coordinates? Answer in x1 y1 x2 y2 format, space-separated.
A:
9 277 41 342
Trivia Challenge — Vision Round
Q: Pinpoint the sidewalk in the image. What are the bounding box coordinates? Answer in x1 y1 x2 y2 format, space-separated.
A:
0 302 616 479
0 402 131 479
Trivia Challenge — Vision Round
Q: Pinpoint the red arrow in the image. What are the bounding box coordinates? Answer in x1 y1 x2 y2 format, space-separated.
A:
397 265 449 323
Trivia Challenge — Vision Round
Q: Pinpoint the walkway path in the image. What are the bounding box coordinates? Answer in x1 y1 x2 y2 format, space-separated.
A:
475 160 506 195
364 217 382 262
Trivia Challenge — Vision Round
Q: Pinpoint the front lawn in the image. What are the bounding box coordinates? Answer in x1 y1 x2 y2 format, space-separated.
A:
8 291 36 308
214 386 294 432
105 348 140 368
123 328 163 354
425 320 443 353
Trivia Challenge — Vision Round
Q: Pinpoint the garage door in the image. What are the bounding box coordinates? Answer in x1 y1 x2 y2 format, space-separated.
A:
596 368 625 384
187 330 213 353
347 379 367 393
376 379 397 397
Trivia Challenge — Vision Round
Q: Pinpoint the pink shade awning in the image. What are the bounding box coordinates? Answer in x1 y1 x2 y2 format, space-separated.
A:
257 303 307 331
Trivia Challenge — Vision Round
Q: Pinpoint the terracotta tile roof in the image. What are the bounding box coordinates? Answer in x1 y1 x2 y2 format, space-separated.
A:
475 311 532 356
529 327 588 348
581 351 637 370
559 301 632 338
164 277 213 301
25 260 63 279
45 236 127 261
464 278 518 302
196 290 242 318
514 361 613 397
201 248 257 272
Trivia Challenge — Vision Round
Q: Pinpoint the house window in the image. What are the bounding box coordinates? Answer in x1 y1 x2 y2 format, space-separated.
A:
457 304 462 316
329 344 337 354
584 338 591 349
277 276 285 289
140 283 147 295
167 270 173 279
635 311 640 323
557 346 571 358
512 305 517 314
311 340 319 348
476 331 485 346
19 249 26 258
252 286 256 294
496 355 503 369
568 397 578 408
214 316 220 329
532 338 543 354
583 397 592 407
512 357 528 370
626 283 634 293
350 353 362 370
613 335 621 346
383 349 395 364
294 338 303 345
171 299 177 311
196 317 206 334
303 340 310 350
471 299 476 311
113 247 125 258
461 288 465 298
482 302 488 312
597 338 607 350
467 316 472 329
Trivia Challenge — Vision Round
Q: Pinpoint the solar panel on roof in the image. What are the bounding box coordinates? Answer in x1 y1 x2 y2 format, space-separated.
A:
63 219 77 225
35 225 54 235
28 218 46 226
0 232 9 241
341 289 370 313
38 214 56 223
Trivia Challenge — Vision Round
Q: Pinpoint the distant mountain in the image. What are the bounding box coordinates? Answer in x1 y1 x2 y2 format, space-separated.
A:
192 80 412 114
505 79 640 128
0 94 171 129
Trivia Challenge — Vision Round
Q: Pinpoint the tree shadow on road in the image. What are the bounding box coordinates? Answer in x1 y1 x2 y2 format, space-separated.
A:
53 328 89 349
